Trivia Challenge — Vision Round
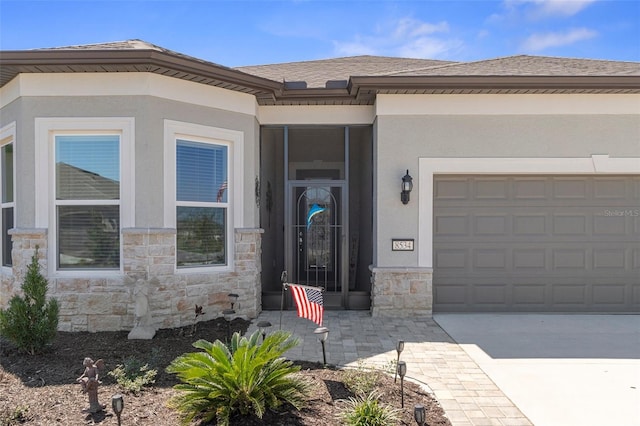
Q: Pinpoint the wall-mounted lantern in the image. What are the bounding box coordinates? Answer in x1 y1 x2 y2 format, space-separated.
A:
401 170 413 205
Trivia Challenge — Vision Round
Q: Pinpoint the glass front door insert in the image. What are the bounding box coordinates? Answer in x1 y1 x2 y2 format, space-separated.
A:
286 182 347 306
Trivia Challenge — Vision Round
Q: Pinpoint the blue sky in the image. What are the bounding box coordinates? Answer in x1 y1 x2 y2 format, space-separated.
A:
1 0 638 65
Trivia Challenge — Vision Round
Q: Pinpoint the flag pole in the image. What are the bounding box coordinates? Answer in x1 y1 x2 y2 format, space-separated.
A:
279 271 288 330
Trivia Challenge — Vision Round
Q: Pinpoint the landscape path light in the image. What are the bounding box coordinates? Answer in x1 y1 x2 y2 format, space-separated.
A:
227 293 239 310
111 394 124 426
394 339 405 383
397 360 407 408
257 320 272 342
314 326 329 366
414 404 426 426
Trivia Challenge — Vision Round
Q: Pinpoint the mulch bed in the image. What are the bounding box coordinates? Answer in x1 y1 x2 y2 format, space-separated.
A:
0 318 450 425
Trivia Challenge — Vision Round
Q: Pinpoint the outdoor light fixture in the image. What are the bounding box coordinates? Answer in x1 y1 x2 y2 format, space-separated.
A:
414 404 426 426
227 293 239 309
314 326 330 365
398 360 407 408
223 309 235 341
394 339 405 383
111 394 124 426
257 320 272 342
401 170 413 205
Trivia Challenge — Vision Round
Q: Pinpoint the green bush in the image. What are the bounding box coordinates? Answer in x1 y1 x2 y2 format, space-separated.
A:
0 247 59 355
108 356 158 394
337 390 400 426
342 360 383 396
0 405 31 426
166 330 310 426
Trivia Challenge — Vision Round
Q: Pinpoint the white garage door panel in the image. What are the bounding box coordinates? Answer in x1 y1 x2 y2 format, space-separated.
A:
433 175 640 313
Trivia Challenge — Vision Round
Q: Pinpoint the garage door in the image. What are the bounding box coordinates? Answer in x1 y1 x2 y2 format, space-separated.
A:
433 175 640 312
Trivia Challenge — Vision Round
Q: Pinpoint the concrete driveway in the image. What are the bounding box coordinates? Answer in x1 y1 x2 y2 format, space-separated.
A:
434 314 640 426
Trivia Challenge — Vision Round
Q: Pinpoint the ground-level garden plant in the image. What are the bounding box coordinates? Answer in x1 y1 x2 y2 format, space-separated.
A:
0 247 59 355
166 330 311 426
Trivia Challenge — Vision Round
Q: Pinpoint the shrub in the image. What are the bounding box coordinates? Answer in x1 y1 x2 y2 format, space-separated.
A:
337 390 401 426
108 356 158 394
0 247 59 355
342 360 383 396
166 330 310 426
0 405 31 425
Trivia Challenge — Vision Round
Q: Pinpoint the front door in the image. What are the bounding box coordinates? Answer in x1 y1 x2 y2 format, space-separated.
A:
286 181 347 308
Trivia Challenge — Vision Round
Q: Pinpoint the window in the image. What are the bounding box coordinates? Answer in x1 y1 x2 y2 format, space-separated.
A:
35 118 134 274
0 123 15 267
176 140 228 267
164 120 243 271
55 135 120 269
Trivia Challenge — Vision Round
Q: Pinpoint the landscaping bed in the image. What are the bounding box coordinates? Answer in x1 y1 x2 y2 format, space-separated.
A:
0 318 450 425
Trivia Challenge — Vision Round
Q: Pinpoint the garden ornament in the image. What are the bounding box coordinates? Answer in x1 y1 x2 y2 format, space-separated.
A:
76 357 106 413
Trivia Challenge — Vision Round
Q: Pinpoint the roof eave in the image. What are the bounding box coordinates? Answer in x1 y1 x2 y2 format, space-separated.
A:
0 49 284 96
350 75 640 93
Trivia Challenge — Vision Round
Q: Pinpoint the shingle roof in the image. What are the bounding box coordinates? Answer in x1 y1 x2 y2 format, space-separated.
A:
235 56 455 88
388 55 640 77
1 39 639 104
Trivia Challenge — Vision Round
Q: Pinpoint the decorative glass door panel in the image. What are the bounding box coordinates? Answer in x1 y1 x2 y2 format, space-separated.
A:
287 183 347 303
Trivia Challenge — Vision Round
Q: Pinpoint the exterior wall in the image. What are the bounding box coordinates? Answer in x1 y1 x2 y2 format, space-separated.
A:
6 228 262 332
0 75 265 331
370 93 640 317
370 267 432 317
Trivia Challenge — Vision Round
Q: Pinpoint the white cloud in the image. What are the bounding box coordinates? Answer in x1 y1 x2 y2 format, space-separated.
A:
505 0 597 19
520 27 597 51
332 17 460 59
398 37 463 59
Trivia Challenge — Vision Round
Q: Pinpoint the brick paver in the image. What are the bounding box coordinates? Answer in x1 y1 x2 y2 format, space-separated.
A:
245 311 532 426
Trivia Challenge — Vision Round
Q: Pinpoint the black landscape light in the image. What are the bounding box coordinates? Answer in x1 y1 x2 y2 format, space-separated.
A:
398 360 407 408
414 404 426 426
314 326 330 366
227 293 239 310
257 320 272 342
111 394 124 426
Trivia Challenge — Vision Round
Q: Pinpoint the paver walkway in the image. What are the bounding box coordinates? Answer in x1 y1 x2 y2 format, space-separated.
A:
245 311 532 426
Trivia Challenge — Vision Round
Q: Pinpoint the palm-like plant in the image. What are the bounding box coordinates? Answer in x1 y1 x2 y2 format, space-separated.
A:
166 330 310 425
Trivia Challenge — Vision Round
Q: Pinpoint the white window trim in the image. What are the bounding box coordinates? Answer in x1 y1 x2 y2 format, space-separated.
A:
35 117 135 276
0 122 16 273
164 120 244 273
418 155 640 268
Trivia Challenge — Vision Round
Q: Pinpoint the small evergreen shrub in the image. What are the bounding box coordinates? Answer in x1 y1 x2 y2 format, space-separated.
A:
167 330 310 426
108 356 158 394
337 390 400 426
0 247 59 355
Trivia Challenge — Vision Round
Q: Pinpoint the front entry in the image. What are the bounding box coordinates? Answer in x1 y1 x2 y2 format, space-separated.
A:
287 183 347 308
259 125 373 311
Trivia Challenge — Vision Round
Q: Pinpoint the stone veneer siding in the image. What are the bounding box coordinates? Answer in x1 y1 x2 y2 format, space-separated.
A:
370 267 433 317
3 227 263 332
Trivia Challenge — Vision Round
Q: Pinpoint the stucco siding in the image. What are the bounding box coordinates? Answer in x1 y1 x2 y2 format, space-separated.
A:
10 95 259 229
374 113 640 267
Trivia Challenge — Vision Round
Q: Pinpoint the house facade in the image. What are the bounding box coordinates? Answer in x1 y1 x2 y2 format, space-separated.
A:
1 40 638 332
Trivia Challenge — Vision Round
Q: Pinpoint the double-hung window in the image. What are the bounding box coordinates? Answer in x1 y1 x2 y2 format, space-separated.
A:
176 139 228 267
0 123 15 268
55 135 120 269
165 120 243 271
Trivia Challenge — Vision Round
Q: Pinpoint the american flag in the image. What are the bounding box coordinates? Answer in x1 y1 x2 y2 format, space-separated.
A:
216 180 228 202
289 284 324 326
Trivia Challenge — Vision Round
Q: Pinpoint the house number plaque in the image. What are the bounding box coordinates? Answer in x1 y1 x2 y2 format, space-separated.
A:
392 239 414 251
